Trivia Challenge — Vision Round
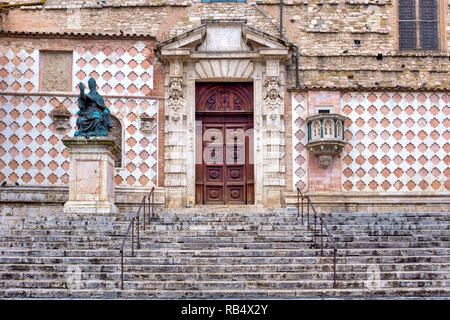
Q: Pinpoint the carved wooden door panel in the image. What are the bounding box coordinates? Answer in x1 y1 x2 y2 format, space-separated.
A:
202 123 225 204
201 121 252 205
195 83 254 205
224 123 248 204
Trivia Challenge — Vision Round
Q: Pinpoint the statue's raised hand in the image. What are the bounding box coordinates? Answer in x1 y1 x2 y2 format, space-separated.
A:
78 82 85 90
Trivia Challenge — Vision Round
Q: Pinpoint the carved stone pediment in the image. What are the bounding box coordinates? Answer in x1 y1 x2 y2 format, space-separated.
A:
155 20 294 61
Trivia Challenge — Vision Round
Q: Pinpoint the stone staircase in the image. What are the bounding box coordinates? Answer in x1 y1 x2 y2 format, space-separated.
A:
0 208 449 299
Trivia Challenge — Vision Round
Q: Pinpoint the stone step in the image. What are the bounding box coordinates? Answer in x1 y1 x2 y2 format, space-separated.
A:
1 232 449 246
3 229 450 244
1 239 448 251
0 226 312 236
2 262 448 273
0 279 448 290
160 211 447 216
3 223 448 234
3 212 447 224
1 240 448 251
1 255 449 265
1 247 450 258
326 220 450 225
329 212 449 217
1 287 450 299
3 228 450 239
0 270 448 281
2 221 448 233
0 209 448 299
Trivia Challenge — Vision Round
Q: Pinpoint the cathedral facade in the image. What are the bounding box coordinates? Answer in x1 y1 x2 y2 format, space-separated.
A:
0 0 448 212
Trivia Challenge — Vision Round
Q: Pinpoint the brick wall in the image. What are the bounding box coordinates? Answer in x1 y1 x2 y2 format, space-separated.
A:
1 1 448 90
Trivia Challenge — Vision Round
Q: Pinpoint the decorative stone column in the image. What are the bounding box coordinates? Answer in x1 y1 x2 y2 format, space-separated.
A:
63 137 120 214
164 62 187 208
262 68 286 206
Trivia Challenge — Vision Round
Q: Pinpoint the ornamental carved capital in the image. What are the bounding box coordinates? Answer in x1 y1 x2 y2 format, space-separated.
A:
263 77 282 115
167 77 185 127
167 77 185 112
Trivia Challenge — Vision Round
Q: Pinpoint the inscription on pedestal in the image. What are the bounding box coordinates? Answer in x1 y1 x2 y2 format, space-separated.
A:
76 161 100 194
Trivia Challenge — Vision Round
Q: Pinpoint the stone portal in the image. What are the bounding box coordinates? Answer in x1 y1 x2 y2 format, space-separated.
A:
155 20 294 207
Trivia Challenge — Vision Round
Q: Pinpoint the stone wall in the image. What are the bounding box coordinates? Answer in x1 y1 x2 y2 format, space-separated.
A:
0 37 160 188
0 185 165 216
0 1 448 208
0 1 448 90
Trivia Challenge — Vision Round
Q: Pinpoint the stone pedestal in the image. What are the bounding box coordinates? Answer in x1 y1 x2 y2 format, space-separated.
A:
265 189 282 207
62 137 120 214
166 188 185 208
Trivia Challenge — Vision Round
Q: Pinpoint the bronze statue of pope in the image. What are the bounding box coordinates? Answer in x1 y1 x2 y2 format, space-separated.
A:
75 78 112 137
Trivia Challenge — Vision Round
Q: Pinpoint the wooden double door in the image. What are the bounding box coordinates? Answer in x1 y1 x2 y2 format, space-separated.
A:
195 83 254 205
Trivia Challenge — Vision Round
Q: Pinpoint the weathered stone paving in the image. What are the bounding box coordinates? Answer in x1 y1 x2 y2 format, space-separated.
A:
0 209 449 299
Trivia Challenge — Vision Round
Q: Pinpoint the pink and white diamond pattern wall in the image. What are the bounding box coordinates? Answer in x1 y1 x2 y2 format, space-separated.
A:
292 91 449 193
106 97 158 186
0 41 158 187
342 92 449 192
0 95 158 187
0 95 74 186
0 49 39 93
292 92 308 192
73 42 153 96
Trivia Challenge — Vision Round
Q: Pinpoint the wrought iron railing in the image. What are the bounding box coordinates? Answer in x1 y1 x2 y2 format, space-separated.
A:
119 187 155 290
297 188 338 288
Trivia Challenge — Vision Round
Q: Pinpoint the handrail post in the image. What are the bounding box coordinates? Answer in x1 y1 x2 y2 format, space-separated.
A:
148 193 151 221
333 248 337 288
137 213 140 249
151 188 155 219
143 196 146 231
307 201 310 230
301 195 303 225
320 213 323 256
120 249 124 290
309 199 316 248
313 205 317 250
131 218 135 257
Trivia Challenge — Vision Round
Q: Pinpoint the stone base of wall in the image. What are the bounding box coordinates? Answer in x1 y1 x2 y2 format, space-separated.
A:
0 186 165 217
284 192 450 213
1 186 448 215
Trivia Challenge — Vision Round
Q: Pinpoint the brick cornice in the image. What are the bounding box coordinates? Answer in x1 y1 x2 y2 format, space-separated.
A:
0 30 156 40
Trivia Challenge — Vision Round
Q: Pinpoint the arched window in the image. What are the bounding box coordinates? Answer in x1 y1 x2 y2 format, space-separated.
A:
312 120 321 140
336 120 343 139
108 115 122 167
323 119 334 139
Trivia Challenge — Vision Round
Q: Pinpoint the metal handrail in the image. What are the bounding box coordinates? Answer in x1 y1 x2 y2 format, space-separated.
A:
297 188 338 288
119 187 155 290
